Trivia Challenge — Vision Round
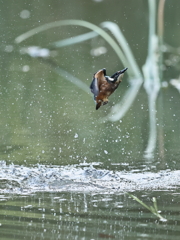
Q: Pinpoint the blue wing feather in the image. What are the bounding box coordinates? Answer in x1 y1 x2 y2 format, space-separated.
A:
90 77 99 100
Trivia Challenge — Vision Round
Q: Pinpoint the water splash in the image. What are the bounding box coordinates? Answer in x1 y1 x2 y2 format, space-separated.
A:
0 161 180 194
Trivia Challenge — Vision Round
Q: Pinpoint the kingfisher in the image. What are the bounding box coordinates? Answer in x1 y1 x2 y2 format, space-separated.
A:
90 67 128 110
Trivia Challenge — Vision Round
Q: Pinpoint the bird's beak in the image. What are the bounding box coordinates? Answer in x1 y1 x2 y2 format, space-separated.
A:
120 68 128 74
111 67 128 83
96 102 101 110
102 68 106 76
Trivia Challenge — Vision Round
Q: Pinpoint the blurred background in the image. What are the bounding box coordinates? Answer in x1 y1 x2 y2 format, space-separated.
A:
0 1 180 239
0 0 180 170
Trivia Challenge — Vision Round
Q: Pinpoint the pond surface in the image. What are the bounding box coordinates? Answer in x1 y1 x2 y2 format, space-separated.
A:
1 191 180 240
0 0 180 239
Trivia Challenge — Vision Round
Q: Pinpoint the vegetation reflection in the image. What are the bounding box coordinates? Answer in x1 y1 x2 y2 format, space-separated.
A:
15 0 180 160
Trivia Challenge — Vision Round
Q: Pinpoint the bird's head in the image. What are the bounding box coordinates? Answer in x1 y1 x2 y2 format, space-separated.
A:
110 67 128 83
96 95 109 110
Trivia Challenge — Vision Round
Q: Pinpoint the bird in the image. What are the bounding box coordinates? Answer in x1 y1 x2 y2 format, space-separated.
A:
90 67 128 110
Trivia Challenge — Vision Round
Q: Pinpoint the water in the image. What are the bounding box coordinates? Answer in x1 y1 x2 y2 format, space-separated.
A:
0 0 180 239
1 191 180 240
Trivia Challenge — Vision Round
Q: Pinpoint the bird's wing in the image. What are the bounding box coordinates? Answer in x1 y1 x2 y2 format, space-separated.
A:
90 69 106 99
90 77 99 98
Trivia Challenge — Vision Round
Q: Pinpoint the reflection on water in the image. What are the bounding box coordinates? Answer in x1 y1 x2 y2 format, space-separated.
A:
1 1 180 168
1 0 180 239
1 162 180 239
1 67 180 170
1 191 180 240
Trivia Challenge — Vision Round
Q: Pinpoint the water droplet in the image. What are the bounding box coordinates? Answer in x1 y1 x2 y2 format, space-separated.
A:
104 150 108 154
74 133 78 138
20 10 30 19
22 65 30 72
